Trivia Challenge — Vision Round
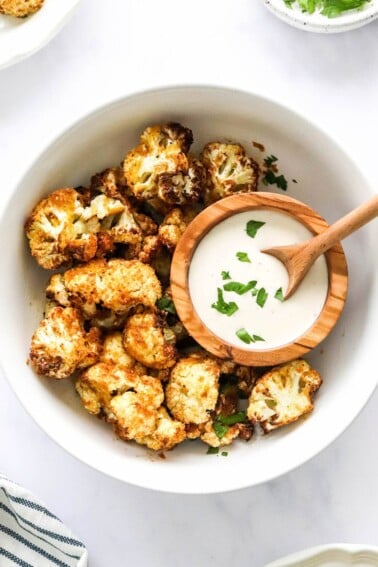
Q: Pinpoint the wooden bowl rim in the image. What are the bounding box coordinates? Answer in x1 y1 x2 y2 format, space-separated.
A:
170 192 348 366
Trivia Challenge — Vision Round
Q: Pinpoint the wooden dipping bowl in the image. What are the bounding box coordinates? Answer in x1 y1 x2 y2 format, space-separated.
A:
170 192 348 366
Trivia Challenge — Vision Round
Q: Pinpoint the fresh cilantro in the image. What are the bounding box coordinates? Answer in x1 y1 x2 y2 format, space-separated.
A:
212 288 239 317
217 411 247 425
213 421 229 439
246 220 266 238
156 297 176 314
236 328 265 345
236 251 251 263
263 169 288 191
221 271 231 280
207 446 219 455
223 280 257 295
274 287 284 302
263 155 278 167
221 451 229 457
283 0 370 17
256 288 268 308
236 328 254 344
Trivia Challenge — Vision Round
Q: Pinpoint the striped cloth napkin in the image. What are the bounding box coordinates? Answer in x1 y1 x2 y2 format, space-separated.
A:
0 474 88 567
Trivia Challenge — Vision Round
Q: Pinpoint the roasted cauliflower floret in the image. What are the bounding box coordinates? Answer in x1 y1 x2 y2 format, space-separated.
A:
90 167 128 201
166 355 220 424
201 142 259 204
123 312 177 370
0 0 44 17
46 259 162 321
25 188 142 269
136 407 187 451
123 123 204 205
30 307 101 380
158 207 197 251
247 359 322 433
100 332 147 375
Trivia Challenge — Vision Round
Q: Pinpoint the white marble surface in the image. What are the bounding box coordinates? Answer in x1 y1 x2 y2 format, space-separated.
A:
0 1 378 565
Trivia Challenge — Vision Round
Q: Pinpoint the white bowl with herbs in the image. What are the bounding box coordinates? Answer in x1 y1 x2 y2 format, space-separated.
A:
0 85 377 494
263 0 378 32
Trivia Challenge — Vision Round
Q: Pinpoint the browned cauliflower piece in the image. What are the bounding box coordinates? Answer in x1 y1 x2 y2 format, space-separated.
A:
123 123 205 205
158 207 197 251
123 312 177 370
166 355 220 424
201 142 259 204
200 421 244 448
25 188 142 270
90 167 129 201
0 0 44 17
30 307 101 380
46 259 162 322
100 332 147 375
135 407 187 451
247 359 322 433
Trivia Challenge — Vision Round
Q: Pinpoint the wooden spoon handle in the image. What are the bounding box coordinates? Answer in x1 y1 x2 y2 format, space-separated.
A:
305 194 378 259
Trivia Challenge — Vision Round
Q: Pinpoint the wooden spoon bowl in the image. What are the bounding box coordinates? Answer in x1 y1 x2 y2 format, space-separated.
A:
171 192 348 366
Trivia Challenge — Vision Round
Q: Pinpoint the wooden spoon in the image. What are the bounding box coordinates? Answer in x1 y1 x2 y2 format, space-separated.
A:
263 194 378 299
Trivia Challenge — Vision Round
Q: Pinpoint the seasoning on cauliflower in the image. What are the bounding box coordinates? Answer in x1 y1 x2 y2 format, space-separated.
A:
201 142 259 204
25 188 142 270
123 123 205 205
247 359 322 433
123 311 177 370
0 0 44 17
30 307 101 380
46 259 162 322
166 355 220 424
100 332 147 375
133 407 186 451
158 207 197 252
90 167 129 201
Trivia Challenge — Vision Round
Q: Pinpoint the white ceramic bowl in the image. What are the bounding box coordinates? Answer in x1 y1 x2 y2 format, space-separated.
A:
266 544 378 566
0 86 377 494
263 0 378 33
0 0 81 71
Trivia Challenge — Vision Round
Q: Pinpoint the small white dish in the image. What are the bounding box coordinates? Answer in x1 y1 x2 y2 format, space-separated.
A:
263 0 378 33
0 0 82 71
266 544 378 566
0 85 377 494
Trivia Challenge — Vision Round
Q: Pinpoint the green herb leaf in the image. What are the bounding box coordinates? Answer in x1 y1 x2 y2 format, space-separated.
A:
265 399 277 410
264 155 278 167
217 411 247 425
221 451 229 457
283 0 370 18
223 280 257 295
236 328 253 344
246 220 266 238
252 335 265 342
262 169 288 191
256 288 268 308
251 288 258 296
212 288 239 317
221 271 231 280
213 421 229 439
156 297 176 314
274 287 284 302
236 251 251 263
207 446 219 455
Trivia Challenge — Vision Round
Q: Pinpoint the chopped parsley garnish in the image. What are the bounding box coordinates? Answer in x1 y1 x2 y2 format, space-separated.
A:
221 271 231 280
207 446 219 455
264 155 278 167
217 411 247 425
283 0 371 17
212 288 239 317
236 251 251 263
274 287 284 302
236 328 266 345
251 288 258 296
223 280 257 295
156 297 176 314
256 287 268 308
262 169 288 191
246 220 266 238
221 451 229 457
213 421 229 439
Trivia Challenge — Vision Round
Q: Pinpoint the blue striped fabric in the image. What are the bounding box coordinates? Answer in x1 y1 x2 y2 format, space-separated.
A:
0 475 87 567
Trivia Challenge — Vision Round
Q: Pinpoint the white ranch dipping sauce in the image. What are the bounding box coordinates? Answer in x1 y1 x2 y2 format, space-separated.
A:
188 210 329 350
